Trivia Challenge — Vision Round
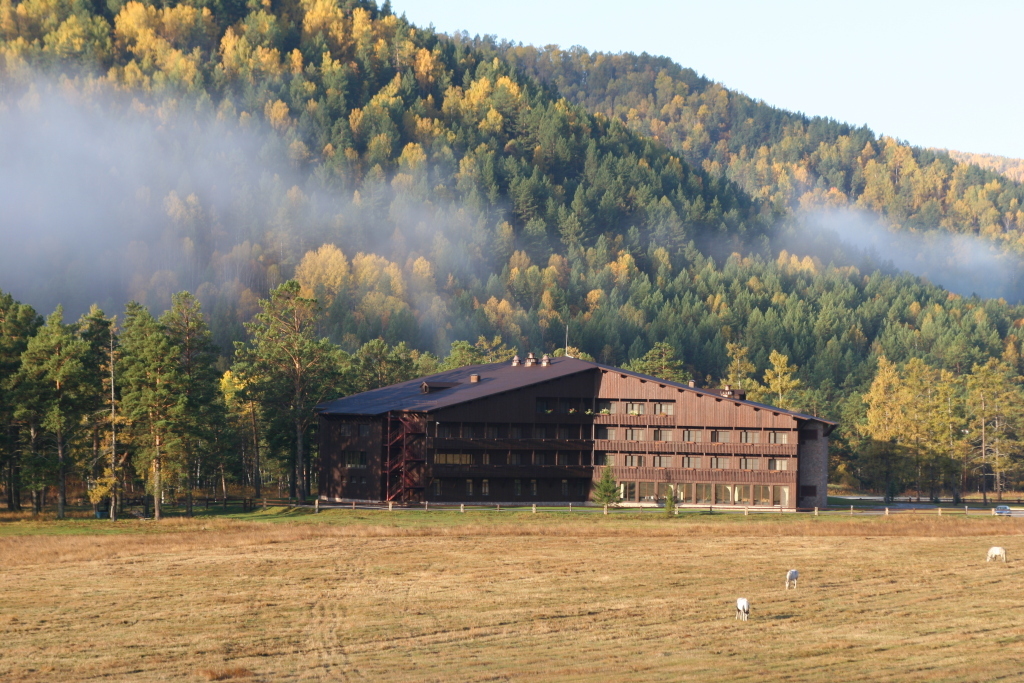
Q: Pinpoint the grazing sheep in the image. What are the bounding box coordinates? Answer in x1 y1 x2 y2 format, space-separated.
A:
987 546 1007 563
736 597 750 621
785 569 799 589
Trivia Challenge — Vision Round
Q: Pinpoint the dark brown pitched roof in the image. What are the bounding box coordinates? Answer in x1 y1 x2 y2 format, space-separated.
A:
315 356 837 432
315 357 597 416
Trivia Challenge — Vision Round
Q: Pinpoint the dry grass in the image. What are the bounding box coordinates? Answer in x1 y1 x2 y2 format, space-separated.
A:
2 514 1024 681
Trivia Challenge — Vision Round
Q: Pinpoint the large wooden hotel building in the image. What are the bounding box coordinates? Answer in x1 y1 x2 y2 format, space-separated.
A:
316 354 835 508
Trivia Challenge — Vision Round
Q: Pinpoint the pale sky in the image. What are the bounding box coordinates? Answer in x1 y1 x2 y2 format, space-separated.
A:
392 0 1024 159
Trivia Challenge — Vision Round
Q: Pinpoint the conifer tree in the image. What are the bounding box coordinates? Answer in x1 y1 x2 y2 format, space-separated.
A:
14 306 91 519
592 464 621 506
861 356 910 502
120 302 182 520
233 281 343 501
763 350 801 410
625 342 689 382
966 359 1020 503
76 306 115 517
161 292 222 517
0 290 40 511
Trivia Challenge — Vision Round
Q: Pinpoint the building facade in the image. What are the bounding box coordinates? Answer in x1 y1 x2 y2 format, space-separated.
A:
316 355 835 508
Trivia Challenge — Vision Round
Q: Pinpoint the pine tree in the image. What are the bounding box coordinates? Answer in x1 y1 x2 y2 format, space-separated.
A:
120 302 182 521
966 359 1020 504
663 483 675 517
0 290 40 512
233 281 343 501
625 342 689 382
160 292 223 517
592 464 621 506
13 306 91 519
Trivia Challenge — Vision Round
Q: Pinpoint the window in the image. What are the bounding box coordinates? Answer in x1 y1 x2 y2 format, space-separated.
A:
625 402 645 416
800 485 817 498
740 431 760 444
639 482 656 501
558 425 578 439
710 430 731 443
342 451 367 468
465 479 474 496
561 479 569 497
435 453 473 465
535 452 552 466
624 428 645 441
652 455 672 468
596 427 617 440
535 424 555 439
682 430 702 443
536 398 554 414
596 400 615 415
773 485 790 507
620 481 636 501
531 479 538 497
464 423 484 438
514 479 522 496
485 424 507 439
359 424 371 437
557 453 571 466
436 423 455 438
653 402 674 416
597 453 614 466
768 458 788 471
432 479 442 496
653 429 672 442
510 424 528 439
709 456 729 469
734 485 751 504
754 485 771 506
481 453 491 465
508 452 522 466
695 483 712 504
683 456 701 468
338 423 352 437
482 479 490 497
624 455 645 467
739 457 760 470
676 482 693 503
657 482 672 500
768 431 789 444
715 484 733 504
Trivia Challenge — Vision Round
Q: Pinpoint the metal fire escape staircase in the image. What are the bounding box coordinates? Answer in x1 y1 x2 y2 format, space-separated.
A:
384 412 426 502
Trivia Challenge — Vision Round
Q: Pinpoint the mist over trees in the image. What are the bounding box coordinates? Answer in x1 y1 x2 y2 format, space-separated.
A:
4 0 1024 504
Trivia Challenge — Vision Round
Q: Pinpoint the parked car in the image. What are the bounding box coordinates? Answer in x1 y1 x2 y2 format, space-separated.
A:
995 505 1012 516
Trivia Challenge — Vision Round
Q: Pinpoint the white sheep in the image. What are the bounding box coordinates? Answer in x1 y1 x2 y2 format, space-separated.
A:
735 597 750 621
785 569 799 589
987 546 1007 563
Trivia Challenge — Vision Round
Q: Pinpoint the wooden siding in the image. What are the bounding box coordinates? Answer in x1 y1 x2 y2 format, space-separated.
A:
594 440 798 456
603 466 798 485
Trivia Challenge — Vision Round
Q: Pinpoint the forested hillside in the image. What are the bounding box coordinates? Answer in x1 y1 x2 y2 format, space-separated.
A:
3 0 1024 504
945 149 1024 185
485 43 1024 250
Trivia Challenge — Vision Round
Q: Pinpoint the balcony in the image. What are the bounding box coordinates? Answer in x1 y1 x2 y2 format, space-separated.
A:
429 437 592 451
430 464 592 478
607 466 798 484
593 413 674 426
592 439 797 456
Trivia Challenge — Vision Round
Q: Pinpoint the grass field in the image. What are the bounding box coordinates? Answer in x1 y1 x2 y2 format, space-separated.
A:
2 510 1024 682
